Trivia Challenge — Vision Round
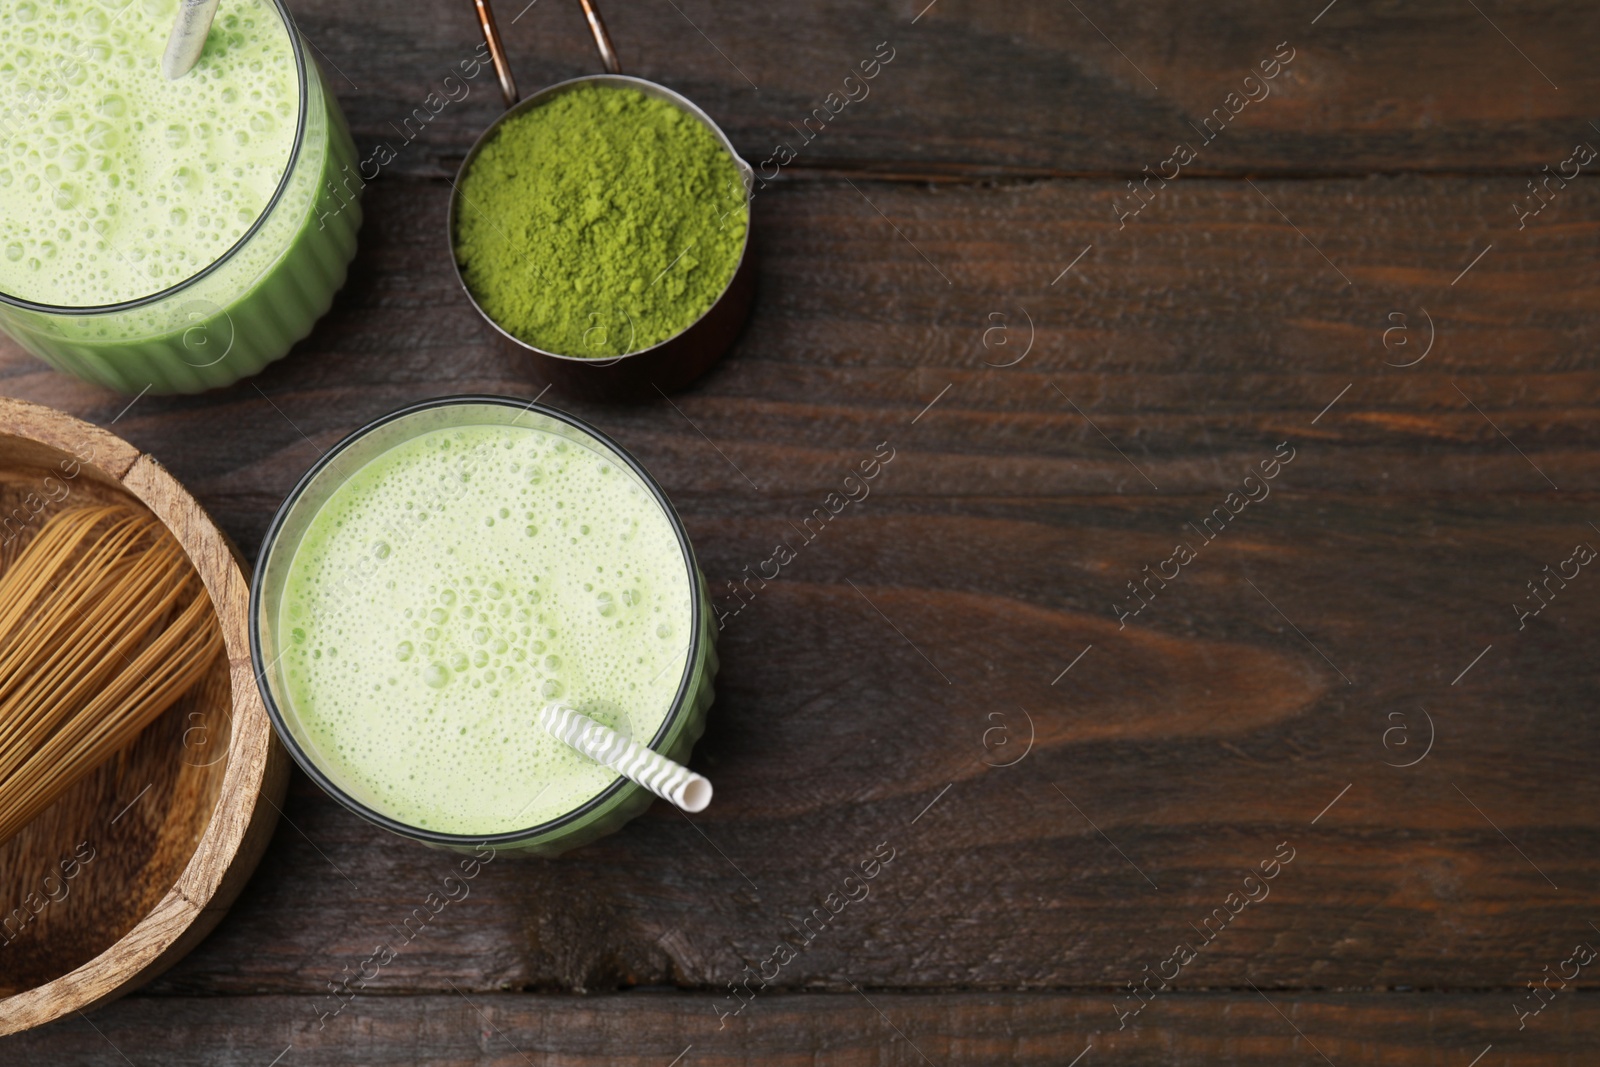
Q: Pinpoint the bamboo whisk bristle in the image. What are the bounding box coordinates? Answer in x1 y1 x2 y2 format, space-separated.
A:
0 504 222 845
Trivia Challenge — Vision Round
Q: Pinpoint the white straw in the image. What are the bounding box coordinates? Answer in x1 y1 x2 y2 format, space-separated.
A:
162 0 222 81
539 703 713 813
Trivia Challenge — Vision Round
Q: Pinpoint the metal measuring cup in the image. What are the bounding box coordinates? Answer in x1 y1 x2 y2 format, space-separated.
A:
451 0 756 402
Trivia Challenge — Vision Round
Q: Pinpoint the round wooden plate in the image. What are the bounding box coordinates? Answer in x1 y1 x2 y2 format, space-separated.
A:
0 397 287 1036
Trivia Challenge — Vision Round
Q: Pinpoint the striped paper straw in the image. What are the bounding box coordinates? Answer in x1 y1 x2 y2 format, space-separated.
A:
539 703 713 813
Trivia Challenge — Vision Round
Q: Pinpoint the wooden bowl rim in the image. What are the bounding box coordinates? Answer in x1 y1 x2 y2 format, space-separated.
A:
0 397 277 1034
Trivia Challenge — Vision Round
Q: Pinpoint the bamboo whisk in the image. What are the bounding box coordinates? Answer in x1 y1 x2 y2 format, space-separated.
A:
0 505 222 845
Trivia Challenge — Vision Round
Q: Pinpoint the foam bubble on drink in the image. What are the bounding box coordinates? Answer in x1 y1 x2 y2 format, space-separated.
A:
0 0 299 306
278 425 695 835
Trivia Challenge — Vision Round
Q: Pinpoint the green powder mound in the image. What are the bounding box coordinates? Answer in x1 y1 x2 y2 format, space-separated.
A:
453 85 748 358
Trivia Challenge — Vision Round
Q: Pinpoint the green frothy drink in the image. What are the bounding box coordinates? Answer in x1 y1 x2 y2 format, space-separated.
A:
0 0 298 304
0 0 361 393
276 422 697 836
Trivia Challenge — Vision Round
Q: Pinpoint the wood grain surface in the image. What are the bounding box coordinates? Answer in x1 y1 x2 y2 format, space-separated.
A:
1 0 1597 1060
3 992 1598 1065
296 0 1600 177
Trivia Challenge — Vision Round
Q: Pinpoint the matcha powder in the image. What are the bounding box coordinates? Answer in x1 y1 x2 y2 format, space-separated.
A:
453 85 748 358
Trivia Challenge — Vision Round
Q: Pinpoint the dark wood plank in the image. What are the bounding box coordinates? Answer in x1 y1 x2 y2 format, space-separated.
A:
5 991 1596 1064
9 175 1596 511
290 0 1600 178
2 176 1595 1001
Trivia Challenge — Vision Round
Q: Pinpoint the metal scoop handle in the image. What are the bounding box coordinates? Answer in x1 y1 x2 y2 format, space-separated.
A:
471 0 622 109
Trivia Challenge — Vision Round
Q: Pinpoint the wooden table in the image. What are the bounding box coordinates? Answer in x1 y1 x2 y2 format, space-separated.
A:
4 0 1598 1062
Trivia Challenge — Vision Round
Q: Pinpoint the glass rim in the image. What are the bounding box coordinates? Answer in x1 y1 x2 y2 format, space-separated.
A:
0 0 312 316
247 393 706 847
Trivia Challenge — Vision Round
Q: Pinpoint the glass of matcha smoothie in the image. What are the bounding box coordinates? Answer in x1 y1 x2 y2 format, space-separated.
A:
249 396 717 856
0 0 361 394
